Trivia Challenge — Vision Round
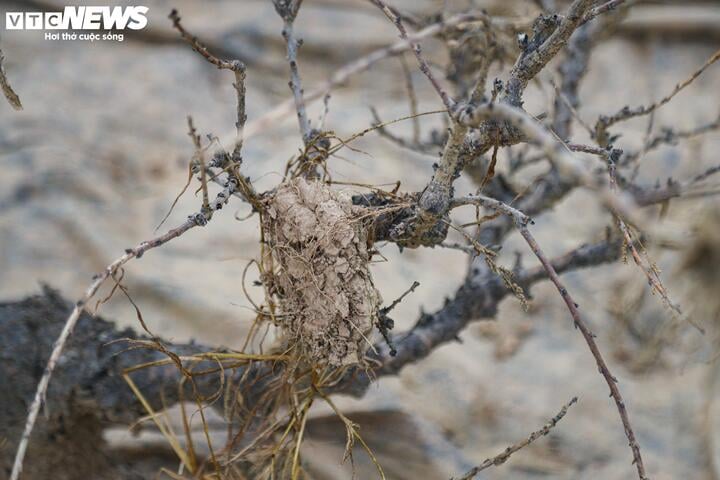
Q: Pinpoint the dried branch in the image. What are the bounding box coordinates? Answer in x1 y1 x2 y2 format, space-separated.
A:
10 213 208 480
516 224 648 480
274 0 313 143
188 117 211 217
169 9 258 208
408 121 468 245
0 48 22 110
370 107 442 155
377 281 420 355
361 3 474 248
10 94 246 479
242 11 487 139
334 236 626 397
455 101 638 223
377 2 610 250
231 63 248 164
552 22 593 140
451 193 531 226
622 114 720 165
596 48 720 145
169 9 246 73
369 0 454 111
467 11 601 250
168 8 248 162
581 0 629 26
504 0 595 107
455 397 578 479
607 153 680 315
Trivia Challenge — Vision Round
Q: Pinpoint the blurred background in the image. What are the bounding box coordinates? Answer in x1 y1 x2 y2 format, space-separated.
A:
1 0 720 478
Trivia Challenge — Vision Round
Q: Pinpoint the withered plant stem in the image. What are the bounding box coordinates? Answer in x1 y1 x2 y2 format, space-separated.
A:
456 397 578 479
10 214 206 480
517 224 648 479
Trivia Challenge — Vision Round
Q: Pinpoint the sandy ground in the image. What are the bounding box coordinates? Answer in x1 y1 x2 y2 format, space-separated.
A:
2 0 720 478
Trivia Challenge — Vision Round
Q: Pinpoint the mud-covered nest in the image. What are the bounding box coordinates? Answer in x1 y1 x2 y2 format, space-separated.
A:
263 178 382 367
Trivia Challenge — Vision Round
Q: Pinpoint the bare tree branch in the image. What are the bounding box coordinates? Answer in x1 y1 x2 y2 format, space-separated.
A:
242 11 489 139
0 47 22 111
10 214 207 480
455 397 578 479
596 48 720 146
504 0 595 107
455 101 639 223
9 22 253 470
168 9 246 73
622 113 720 165
516 224 648 479
335 236 627 398
369 0 454 111
274 0 313 143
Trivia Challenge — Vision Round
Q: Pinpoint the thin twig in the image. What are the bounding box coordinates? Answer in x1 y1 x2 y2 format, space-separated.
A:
455 397 578 479
399 54 421 143
188 117 211 217
275 0 313 142
450 190 649 479
581 0 629 26
9 208 225 480
455 101 639 224
0 48 22 110
169 9 257 208
451 193 531 226
607 154 680 315
516 224 649 480
596 48 720 144
240 11 487 140
169 8 249 160
231 66 247 163
169 9 246 73
370 106 441 155
369 0 453 110
381 281 420 315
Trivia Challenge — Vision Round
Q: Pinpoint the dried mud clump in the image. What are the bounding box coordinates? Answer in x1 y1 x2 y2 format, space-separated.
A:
263 178 381 367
